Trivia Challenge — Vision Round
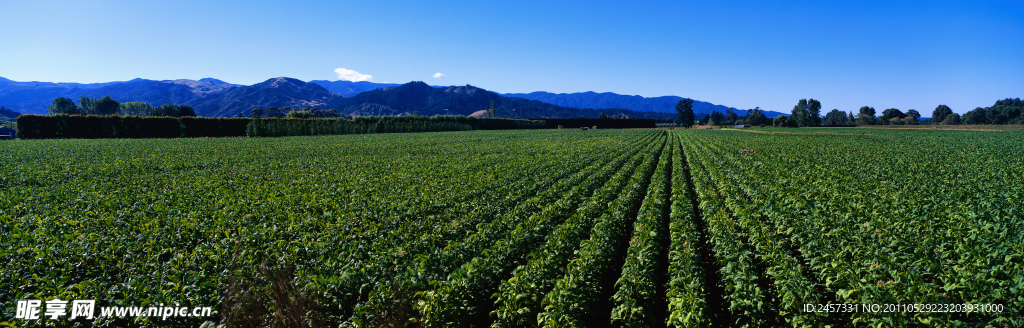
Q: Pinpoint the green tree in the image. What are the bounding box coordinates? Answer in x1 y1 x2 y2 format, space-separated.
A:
847 112 856 125
879 108 905 125
699 113 710 125
906 109 921 120
725 109 738 125
807 98 822 126
265 107 285 118
773 114 795 127
791 99 809 127
905 110 921 125
709 110 725 126
155 104 180 117
745 107 768 126
286 110 314 118
857 106 877 125
675 98 695 128
250 108 264 119
881 108 906 120
78 96 97 115
93 96 120 116
989 98 1023 124
932 104 952 124
489 100 496 118
178 105 196 117
962 107 986 124
822 109 849 126
48 97 83 115
940 112 961 125
118 101 155 116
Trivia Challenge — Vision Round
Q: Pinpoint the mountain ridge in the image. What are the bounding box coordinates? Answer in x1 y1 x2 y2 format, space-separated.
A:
334 81 660 119
1 75 747 118
188 77 343 117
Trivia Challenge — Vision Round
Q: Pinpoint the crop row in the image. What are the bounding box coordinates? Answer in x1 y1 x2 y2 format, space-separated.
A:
0 129 662 327
609 135 673 327
415 133 650 327
663 133 708 328
345 131 663 326
674 128 1023 327
678 134 775 327
335 131 659 324
491 134 664 328
537 137 666 327
679 132 821 326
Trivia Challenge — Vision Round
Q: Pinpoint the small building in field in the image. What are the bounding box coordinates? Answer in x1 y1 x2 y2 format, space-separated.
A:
0 126 15 140
734 124 750 128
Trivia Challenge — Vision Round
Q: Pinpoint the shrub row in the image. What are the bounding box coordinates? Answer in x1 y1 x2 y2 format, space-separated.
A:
246 116 546 137
15 115 547 139
245 117 471 137
16 115 251 139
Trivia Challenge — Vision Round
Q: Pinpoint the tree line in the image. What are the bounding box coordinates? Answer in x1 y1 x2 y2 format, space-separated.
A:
675 98 772 127
47 96 196 117
674 98 1023 127
245 107 344 119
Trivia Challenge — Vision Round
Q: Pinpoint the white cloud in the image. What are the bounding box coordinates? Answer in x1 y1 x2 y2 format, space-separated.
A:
433 72 446 78
334 68 373 82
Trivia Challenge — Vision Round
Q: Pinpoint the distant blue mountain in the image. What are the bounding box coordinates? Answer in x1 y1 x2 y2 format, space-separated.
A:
503 91 785 117
334 81 674 119
188 77 343 117
1 75 758 119
0 77 235 115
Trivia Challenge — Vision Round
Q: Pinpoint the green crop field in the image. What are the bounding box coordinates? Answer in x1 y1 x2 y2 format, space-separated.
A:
1 128 1021 327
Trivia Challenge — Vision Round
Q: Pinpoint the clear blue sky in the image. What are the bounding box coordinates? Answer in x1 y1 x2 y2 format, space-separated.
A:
1 0 1021 114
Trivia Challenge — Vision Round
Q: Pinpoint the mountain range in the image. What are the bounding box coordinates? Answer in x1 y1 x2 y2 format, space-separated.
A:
333 81 668 119
502 91 783 117
0 76 773 118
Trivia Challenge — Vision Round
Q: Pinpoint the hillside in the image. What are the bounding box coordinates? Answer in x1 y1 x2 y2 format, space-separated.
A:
187 77 344 117
308 80 400 97
0 106 20 120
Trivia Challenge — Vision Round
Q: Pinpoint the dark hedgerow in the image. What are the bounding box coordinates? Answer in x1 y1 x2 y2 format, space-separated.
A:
15 114 545 139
